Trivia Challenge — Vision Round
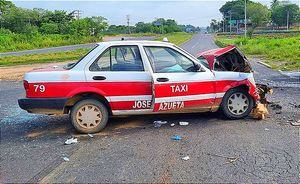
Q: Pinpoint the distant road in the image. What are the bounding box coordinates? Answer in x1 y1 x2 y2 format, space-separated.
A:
0 36 155 57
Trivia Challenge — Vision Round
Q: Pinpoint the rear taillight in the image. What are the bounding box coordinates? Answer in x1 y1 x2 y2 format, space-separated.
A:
23 80 29 91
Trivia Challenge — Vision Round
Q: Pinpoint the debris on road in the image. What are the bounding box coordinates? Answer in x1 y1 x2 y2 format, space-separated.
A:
182 156 190 161
270 102 282 110
153 121 167 128
256 83 273 104
63 157 70 162
251 103 269 120
170 123 175 127
226 157 239 163
179 122 189 126
64 138 78 145
88 133 94 138
171 135 182 141
265 128 269 131
207 153 239 163
291 120 300 126
251 84 273 119
289 102 300 108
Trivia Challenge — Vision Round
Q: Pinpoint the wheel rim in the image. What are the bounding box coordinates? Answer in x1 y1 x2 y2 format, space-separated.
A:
76 104 102 129
227 92 249 115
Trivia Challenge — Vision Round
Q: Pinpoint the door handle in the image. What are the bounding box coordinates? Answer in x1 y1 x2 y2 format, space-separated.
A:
93 76 106 80
156 77 169 82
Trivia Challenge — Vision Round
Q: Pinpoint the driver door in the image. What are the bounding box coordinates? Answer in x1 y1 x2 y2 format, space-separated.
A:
143 46 216 112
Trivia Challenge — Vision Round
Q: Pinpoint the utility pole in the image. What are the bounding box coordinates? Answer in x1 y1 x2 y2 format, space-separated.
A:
0 10 2 29
70 10 83 20
126 14 131 34
223 14 225 33
244 0 247 37
286 11 289 31
229 11 232 35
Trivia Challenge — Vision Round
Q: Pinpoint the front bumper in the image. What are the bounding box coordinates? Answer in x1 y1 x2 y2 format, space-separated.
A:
18 98 68 115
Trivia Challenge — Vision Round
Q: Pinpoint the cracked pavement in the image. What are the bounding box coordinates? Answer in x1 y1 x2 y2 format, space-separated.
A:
0 33 299 183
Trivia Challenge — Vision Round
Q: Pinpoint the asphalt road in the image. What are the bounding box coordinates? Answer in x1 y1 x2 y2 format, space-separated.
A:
1 34 299 183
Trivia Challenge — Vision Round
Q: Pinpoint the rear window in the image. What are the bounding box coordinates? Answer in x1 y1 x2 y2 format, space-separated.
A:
89 45 144 72
63 45 98 70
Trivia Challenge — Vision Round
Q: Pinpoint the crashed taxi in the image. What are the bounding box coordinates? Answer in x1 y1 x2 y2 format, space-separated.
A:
18 41 259 133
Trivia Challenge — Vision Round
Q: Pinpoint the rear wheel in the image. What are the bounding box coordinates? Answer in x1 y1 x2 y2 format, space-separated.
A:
70 99 108 133
221 88 253 119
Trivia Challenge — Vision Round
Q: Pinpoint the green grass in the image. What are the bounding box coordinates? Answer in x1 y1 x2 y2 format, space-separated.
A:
155 32 193 45
0 30 102 52
0 48 90 66
215 34 300 71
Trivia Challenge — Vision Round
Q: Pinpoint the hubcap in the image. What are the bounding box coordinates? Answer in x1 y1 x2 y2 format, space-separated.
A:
227 93 249 115
76 105 102 129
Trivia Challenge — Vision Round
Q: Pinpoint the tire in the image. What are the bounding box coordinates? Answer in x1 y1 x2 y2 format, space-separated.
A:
221 88 254 119
70 99 109 133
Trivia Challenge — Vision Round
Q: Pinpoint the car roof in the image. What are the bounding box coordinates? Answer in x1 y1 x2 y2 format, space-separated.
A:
196 45 236 58
96 40 175 47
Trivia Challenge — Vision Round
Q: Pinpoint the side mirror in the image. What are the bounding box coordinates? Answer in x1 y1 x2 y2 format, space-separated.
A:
195 63 205 72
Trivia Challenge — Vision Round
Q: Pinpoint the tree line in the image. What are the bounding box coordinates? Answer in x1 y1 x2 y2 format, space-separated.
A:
0 0 200 36
209 0 300 36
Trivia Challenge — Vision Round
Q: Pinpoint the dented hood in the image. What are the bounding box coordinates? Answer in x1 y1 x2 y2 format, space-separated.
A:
197 45 252 73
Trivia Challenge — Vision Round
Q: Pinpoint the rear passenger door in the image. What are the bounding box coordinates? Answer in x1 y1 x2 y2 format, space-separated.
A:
85 45 153 113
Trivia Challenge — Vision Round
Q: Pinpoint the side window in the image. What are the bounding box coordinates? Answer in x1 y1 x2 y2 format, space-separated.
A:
90 46 144 71
144 46 195 73
90 48 111 71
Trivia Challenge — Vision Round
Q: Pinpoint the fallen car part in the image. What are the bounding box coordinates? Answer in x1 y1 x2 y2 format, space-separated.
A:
63 157 70 162
182 156 190 161
179 121 189 126
251 103 269 120
64 138 78 145
153 121 167 128
256 83 273 104
291 120 300 126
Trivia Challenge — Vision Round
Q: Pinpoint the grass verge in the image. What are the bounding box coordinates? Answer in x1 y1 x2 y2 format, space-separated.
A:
0 48 90 66
0 29 102 52
215 34 300 71
155 32 193 45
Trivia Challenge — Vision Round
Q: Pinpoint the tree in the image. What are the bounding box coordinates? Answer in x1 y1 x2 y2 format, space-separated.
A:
210 19 219 32
89 16 108 35
0 0 14 12
247 2 270 37
271 3 300 27
135 22 153 33
40 22 59 34
220 0 253 21
271 0 279 9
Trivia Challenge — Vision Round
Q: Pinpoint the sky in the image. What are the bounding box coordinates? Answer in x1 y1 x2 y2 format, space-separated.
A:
12 0 300 27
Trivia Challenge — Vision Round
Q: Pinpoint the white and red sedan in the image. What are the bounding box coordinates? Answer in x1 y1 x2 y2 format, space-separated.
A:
18 41 259 133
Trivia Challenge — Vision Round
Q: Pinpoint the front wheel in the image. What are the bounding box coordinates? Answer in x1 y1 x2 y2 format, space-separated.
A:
70 99 109 133
221 88 254 119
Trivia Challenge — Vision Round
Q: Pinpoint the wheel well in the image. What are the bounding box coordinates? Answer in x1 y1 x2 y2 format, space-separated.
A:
227 84 254 103
63 92 112 115
232 84 249 92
